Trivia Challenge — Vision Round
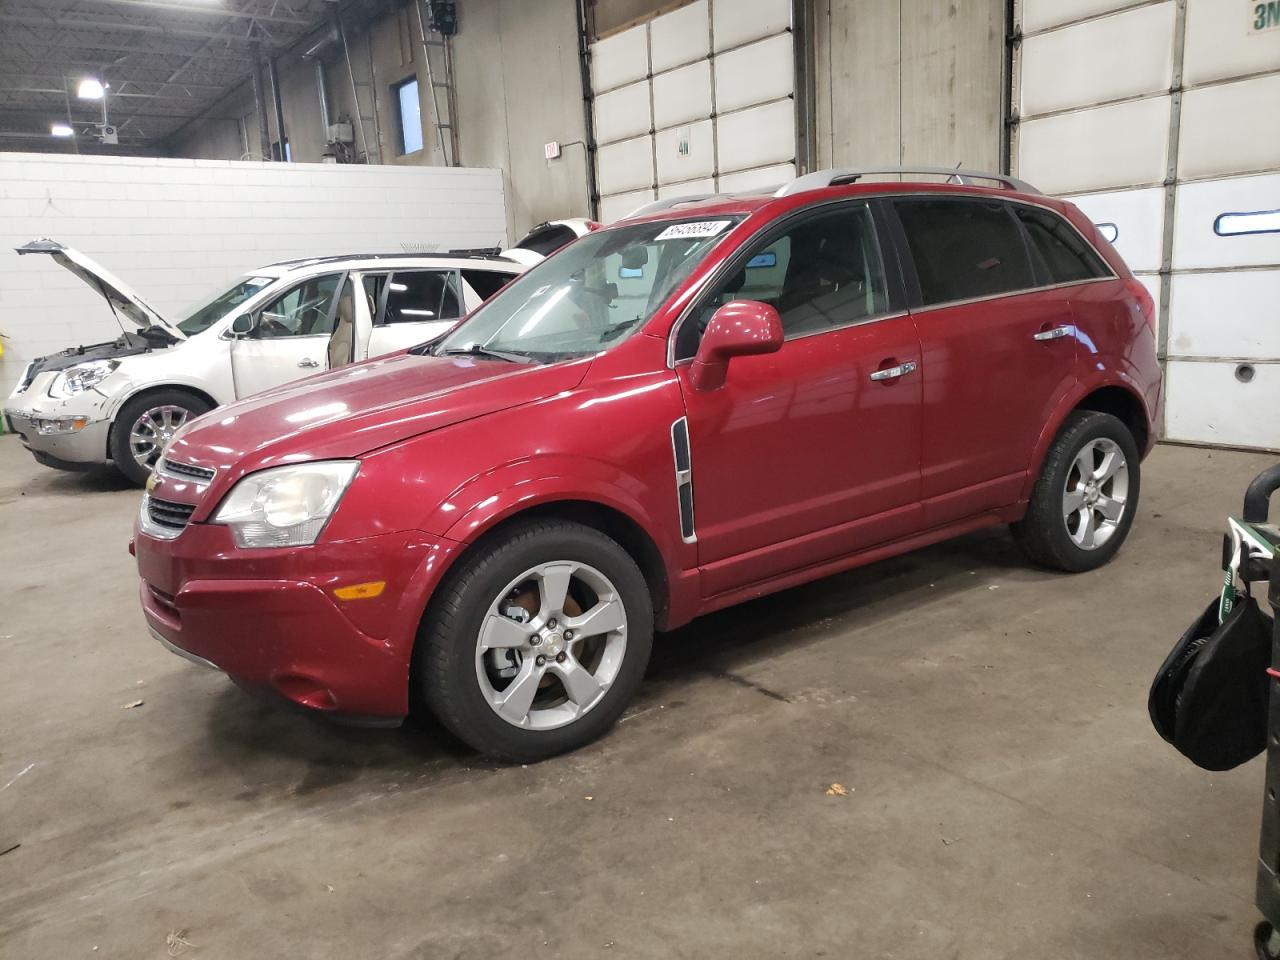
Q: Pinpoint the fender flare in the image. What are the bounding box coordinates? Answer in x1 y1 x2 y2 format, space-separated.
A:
105 379 224 422
1019 369 1152 502
436 456 671 552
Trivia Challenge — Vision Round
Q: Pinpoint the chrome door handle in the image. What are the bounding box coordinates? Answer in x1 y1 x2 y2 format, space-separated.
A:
298 358 320 368
869 360 917 382
1033 325 1073 341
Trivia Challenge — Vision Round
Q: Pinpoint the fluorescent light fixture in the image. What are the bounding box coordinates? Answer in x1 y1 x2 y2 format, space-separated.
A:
50 122 74 138
77 78 105 100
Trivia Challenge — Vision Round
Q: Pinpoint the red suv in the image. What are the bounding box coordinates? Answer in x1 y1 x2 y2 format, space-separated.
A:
134 167 1161 760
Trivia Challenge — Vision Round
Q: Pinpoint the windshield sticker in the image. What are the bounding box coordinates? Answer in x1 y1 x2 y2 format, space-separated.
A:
247 277 273 287
655 220 732 241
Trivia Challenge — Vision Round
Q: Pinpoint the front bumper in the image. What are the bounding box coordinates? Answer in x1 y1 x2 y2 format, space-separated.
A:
135 520 461 720
4 406 111 468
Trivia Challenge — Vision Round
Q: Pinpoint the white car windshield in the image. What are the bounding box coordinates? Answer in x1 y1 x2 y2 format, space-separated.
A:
177 276 277 335
433 216 743 362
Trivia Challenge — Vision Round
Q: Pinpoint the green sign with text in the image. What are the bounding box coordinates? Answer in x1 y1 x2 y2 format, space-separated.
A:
1254 1 1280 32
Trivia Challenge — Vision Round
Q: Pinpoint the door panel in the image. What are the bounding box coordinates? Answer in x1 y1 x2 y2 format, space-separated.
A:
675 201 922 597
230 336 329 398
366 269 464 357
230 273 340 398
913 289 1078 523
681 317 924 596
892 197 1080 523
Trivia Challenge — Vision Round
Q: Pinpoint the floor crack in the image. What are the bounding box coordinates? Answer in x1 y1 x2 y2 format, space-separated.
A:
709 670 791 703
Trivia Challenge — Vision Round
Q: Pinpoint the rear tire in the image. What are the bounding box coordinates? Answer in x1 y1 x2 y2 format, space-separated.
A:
1012 410 1141 572
417 519 653 762
109 389 212 486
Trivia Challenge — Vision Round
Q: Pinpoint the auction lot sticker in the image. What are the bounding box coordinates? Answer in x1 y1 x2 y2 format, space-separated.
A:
656 220 733 241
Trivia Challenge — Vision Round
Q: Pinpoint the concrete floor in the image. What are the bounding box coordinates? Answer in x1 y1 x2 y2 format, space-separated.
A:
0 435 1276 959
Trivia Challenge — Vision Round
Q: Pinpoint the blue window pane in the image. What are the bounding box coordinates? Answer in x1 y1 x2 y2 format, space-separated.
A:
398 79 422 154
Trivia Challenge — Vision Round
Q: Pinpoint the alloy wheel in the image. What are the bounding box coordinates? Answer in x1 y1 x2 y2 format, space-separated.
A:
475 560 628 731
128 404 189 471
1062 437 1129 550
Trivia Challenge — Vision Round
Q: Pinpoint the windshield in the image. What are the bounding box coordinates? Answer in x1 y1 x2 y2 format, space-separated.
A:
177 275 277 335
434 216 742 361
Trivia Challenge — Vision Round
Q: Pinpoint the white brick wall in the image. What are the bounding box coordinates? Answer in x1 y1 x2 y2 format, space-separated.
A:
0 154 509 396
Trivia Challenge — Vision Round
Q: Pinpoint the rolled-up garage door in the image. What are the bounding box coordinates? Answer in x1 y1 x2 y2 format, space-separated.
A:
588 0 799 223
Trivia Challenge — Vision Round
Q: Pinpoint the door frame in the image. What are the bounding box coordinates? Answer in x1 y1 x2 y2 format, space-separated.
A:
666 196 913 368
227 269 348 397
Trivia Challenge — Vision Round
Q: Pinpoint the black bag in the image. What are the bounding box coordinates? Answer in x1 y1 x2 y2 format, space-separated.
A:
1149 596 1274 771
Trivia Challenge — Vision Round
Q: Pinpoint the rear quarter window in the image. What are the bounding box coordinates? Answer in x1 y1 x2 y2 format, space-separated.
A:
1014 205 1111 284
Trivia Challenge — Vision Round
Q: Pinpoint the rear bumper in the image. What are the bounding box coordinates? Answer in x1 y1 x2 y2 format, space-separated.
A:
136 522 463 720
4 407 111 466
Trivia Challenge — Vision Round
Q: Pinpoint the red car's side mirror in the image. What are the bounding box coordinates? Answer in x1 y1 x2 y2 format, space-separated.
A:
689 300 784 391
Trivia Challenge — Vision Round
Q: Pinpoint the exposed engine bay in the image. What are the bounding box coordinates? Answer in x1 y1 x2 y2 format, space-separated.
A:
14 329 175 392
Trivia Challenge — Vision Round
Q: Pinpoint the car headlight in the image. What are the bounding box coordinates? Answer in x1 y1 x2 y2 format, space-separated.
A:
212 461 359 548
47 360 120 399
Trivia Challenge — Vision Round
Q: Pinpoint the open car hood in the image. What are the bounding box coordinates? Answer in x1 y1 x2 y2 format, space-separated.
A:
498 218 599 266
16 239 186 341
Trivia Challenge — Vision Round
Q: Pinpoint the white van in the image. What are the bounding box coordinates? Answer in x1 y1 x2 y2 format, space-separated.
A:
5 222 593 484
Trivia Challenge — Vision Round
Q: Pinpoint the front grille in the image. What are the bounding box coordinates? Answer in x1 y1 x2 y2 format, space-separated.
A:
147 496 196 531
160 458 215 482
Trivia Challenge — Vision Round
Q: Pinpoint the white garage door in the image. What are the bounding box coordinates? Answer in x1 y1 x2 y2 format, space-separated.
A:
1013 0 1280 450
588 0 798 224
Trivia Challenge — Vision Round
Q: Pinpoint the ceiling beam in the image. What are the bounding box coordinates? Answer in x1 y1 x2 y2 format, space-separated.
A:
0 70 232 92
0 11 276 45
0 104 229 123
0 35 258 64
67 0 317 27
3 85 220 102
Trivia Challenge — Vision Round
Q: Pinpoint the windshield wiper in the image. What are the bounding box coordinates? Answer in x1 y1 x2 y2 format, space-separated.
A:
435 344 535 364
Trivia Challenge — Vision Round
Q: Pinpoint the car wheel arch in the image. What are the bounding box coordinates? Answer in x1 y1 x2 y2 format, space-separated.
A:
105 383 220 458
443 498 672 630
1020 378 1152 503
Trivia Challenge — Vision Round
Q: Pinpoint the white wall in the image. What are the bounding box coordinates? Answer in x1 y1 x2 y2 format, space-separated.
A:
1014 0 1280 450
0 153 507 396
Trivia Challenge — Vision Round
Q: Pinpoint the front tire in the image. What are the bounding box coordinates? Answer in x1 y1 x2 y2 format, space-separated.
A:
109 390 212 486
1012 410 1141 572
418 519 654 762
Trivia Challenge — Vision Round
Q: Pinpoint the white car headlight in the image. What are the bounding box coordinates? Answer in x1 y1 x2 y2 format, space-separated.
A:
47 360 120 399
212 461 359 548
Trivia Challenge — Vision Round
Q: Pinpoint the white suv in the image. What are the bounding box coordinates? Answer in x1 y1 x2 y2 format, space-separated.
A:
5 223 593 484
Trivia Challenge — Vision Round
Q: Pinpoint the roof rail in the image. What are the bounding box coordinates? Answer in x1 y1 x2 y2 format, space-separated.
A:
623 193 722 220
774 166 1040 198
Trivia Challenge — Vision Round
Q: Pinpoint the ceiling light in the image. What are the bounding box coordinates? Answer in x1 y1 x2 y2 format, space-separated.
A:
50 122 74 137
77 78 105 100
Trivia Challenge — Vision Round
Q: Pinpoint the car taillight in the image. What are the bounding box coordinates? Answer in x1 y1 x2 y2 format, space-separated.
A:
1125 278 1157 331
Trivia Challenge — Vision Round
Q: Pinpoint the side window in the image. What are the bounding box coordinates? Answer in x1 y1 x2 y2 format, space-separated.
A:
462 269 515 302
1015 205 1110 284
382 271 462 325
895 199 1034 305
675 204 889 359
256 274 341 339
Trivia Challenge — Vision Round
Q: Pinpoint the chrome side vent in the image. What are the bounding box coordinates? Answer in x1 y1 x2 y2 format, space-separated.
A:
670 416 696 544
